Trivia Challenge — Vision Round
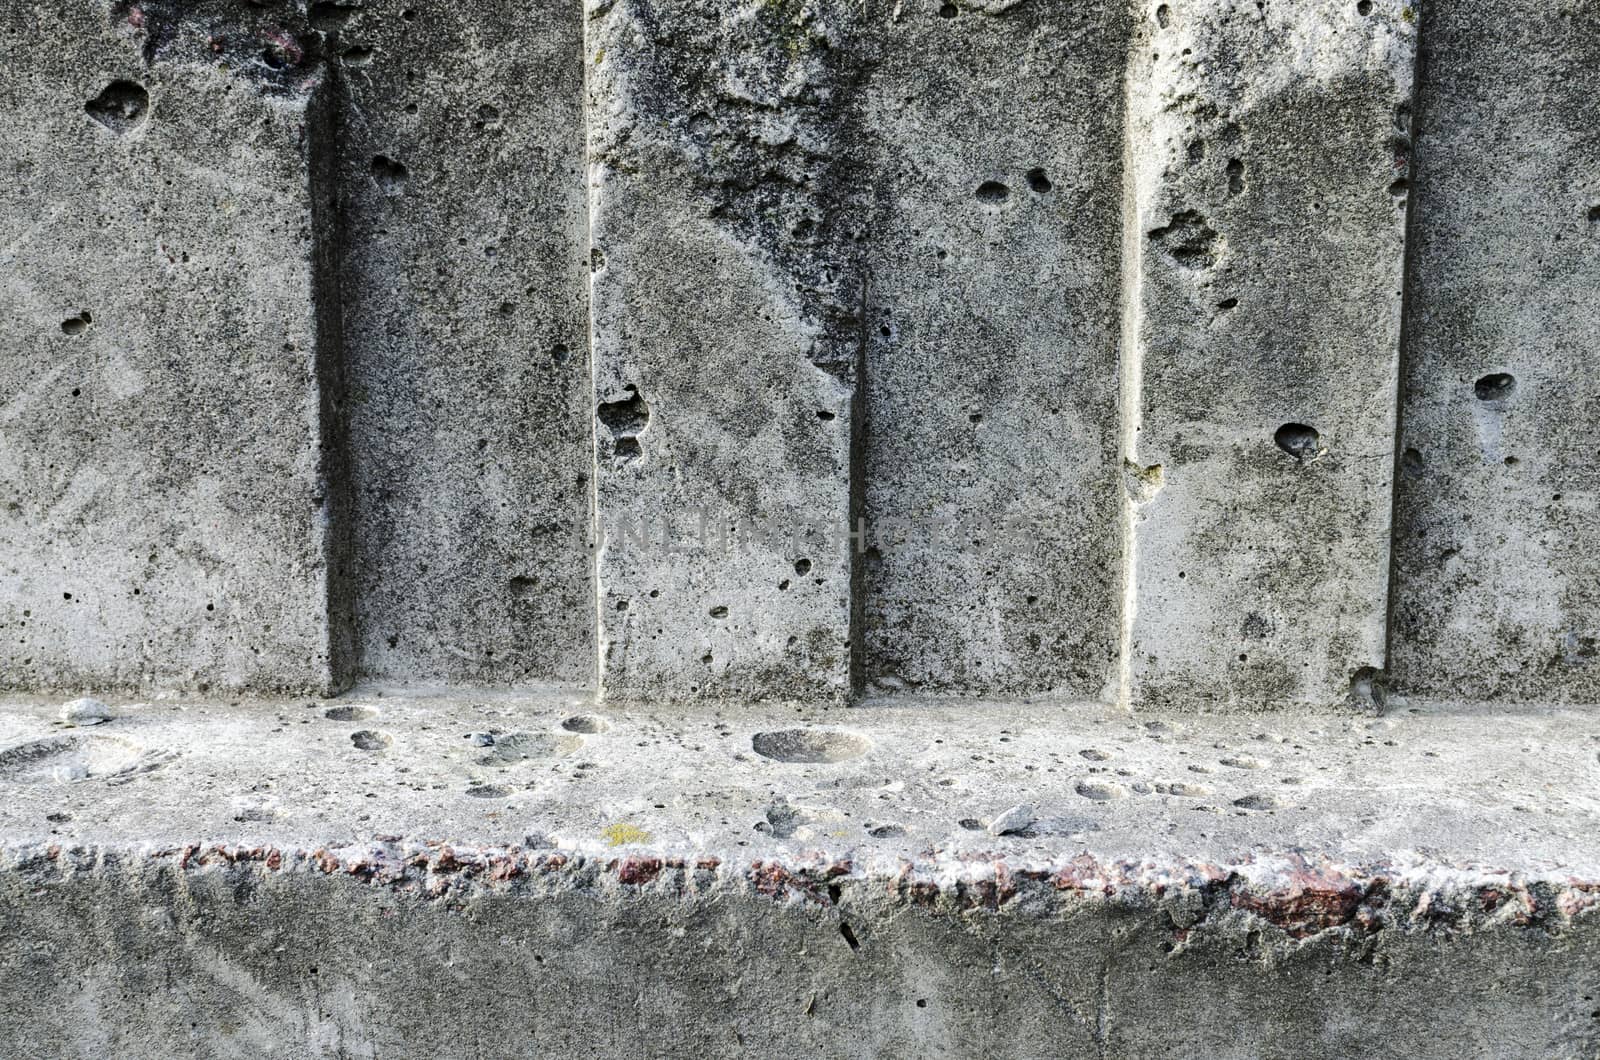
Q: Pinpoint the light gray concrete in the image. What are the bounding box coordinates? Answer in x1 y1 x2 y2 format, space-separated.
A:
333 0 595 688
0 0 342 695
1121 0 1417 711
1389 0 1600 704
3 689 1600 1057
857 1 1130 699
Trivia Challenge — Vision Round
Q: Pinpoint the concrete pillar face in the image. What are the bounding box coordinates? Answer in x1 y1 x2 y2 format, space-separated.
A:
0 4 338 693
1122 1 1417 709
857 2 1132 699
586 0 864 703
1389 0 1600 702
334 0 596 687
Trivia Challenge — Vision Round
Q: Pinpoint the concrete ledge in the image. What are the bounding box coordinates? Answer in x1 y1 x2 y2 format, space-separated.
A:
3 692 1599 1056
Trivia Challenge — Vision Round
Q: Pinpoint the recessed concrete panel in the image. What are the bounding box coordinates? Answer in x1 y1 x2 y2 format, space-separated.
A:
1122 0 1417 710
586 0 865 703
334 0 595 687
857 1 1131 699
0 4 341 693
1389 0 1600 702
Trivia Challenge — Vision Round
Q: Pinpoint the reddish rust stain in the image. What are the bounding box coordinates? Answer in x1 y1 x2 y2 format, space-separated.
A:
1229 862 1373 940
617 857 663 886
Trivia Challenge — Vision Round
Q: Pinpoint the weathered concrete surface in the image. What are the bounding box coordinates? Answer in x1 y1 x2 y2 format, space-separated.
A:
586 0 865 704
334 0 595 686
857 2 1129 699
3 690 1600 1056
0 2 341 694
1122 1 1416 711
1389 0 1600 704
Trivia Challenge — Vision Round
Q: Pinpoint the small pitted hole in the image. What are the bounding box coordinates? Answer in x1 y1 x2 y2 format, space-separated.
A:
371 155 409 194
1274 423 1321 461
1216 297 1238 311
1025 168 1052 194
598 385 650 462
86 81 150 134
350 730 392 751
839 922 861 950
817 409 836 421
709 605 729 619
60 313 91 336
509 575 538 599
1589 205 1600 226
1357 0 1373 13
561 714 611 734
1156 3 1171 26
1474 373 1516 402
324 705 377 722
1226 158 1245 196
752 729 871 763
778 579 790 591
1504 455 1520 467
969 412 983 424
551 342 571 365
1388 178 1409 197
1402 447 1424 473
465 784 509 799
938 2 958 16
311 1 358 29
341 46 374 66
1075 780 1129 801
794 558 812 575
974 180 1010 205
498 301 517 316
1148 209 1219 269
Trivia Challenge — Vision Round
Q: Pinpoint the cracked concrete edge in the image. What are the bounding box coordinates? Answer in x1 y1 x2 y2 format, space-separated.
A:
8 840 1599 942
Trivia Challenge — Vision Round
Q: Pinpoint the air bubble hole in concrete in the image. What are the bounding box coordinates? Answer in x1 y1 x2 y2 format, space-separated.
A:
751 729 871 763
350 730 392 751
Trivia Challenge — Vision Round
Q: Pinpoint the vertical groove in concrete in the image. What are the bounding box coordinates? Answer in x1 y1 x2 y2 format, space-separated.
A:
855 3 1132 701
1388 0 1600 703
308 69 356 695
336 1 595 689
847 277 871 699
581 2 608 703
1380 1 1431 697
1121 1 1417 711
1115 40 1151 713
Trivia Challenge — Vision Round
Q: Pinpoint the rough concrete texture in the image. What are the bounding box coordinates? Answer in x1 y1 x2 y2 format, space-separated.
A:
334 0 596 687
1389 0 1600 704
3 690 1600 1056
586 0 864 704
858 3 1130 699
1121 1 1416 711
4 2 1600 715
0 1 341 695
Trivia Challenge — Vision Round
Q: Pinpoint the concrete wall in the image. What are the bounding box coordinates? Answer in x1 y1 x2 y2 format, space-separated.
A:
2 0 1596 710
